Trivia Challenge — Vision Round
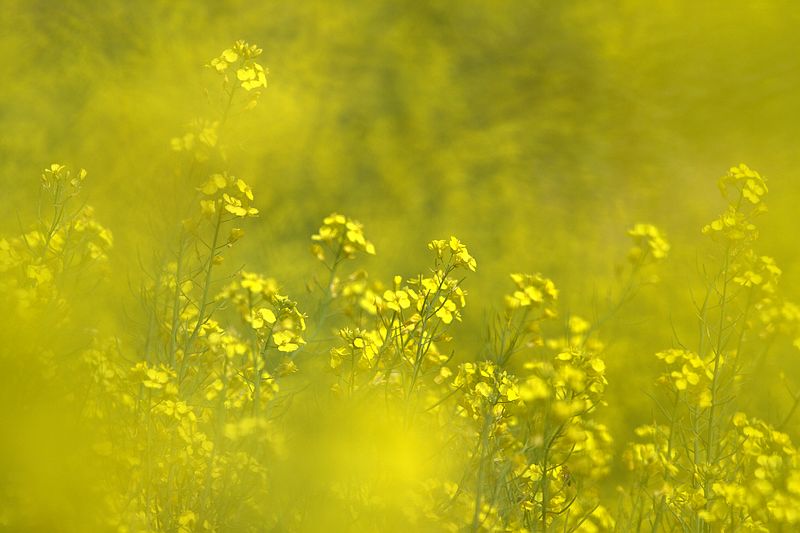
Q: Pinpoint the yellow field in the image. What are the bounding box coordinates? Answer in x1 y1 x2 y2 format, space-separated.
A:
2 2 800 531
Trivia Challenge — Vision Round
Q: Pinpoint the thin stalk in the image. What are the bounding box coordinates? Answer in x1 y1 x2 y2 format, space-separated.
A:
472 399 495 532
706 245 731 465
651 390 681 532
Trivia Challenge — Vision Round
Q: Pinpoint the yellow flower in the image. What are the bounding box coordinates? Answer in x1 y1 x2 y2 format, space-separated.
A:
427 236 477 271
311 213 376 263
719 163 768 204
198 173 259 218
504 273 558 316
208 40 269 93
40 163 86 192
475 381 493 398
627 223 670 262
272 329 304 352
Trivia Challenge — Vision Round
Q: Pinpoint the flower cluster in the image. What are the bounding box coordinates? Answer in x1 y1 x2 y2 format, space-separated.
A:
406 270 468 324
208 40 268 93
504 272 558 315
40 162 86 194
655 348 714 406
433 271 617 532
452 360 520 419
324 238 475 398
219 271 306 353
311 213 376 264
732 252 782 294
330 327 383 369
170 119 219 161
427 236 477 272
335 269 385 317
0 165 112 317
198 172 259 218
702 205 760 243
703 164 769 246
627 223 670 263
702 414 800 526
626 412 800 530
755 296 800 346
718 163 768 205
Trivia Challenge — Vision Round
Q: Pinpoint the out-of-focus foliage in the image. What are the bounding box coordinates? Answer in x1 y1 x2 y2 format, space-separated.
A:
2 2 800 531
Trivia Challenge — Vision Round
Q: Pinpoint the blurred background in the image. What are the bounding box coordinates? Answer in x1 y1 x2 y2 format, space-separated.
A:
2 0 800 488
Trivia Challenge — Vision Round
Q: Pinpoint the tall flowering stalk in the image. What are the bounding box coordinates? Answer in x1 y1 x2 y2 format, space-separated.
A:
622 165 800 532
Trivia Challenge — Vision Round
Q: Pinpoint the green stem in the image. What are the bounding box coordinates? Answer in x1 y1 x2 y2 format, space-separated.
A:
168 236 185 367
472 399 495 532
651 390 681 533
706 245 730 465
180 208 224 381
